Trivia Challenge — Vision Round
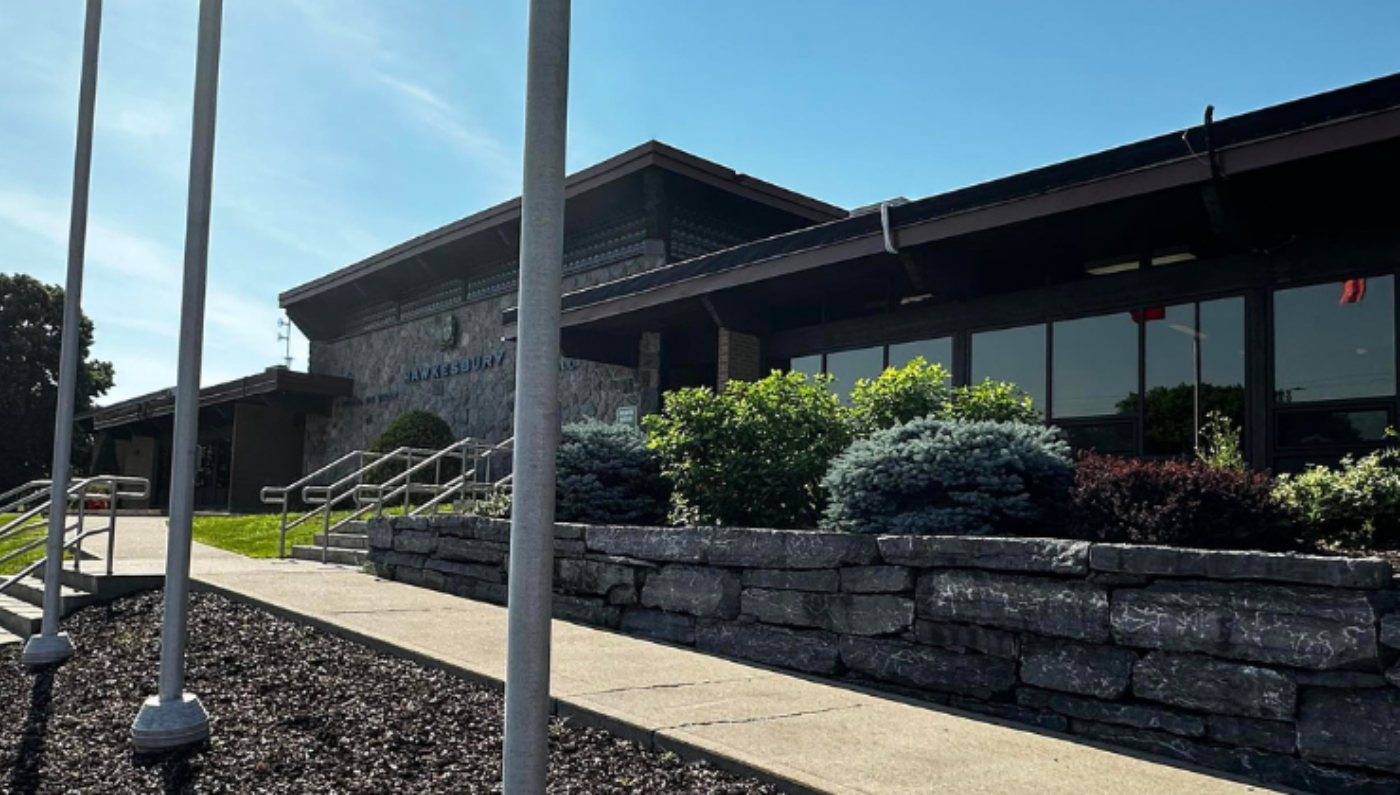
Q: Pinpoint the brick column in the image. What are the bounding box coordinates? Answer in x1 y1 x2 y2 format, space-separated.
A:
717 328 762 390
638 331 663 416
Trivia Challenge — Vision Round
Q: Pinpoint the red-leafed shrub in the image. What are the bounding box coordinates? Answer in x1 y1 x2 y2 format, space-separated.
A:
1070 453 1299 550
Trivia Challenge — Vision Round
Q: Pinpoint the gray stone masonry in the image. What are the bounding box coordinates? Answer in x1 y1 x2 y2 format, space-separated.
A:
369 518 1400 787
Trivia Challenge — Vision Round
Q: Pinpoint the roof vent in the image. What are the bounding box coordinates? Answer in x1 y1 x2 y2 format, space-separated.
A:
849 197 909 218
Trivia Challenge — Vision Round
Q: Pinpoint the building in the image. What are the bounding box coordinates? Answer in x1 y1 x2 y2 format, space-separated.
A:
86 73 1400 510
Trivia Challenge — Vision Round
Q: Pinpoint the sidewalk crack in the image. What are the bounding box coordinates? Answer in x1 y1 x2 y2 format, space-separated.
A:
657 703 865 734
571 675 763 698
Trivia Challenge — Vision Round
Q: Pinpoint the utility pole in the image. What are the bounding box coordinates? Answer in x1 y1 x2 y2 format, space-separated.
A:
22 0 104 670
502 0 571 791
131 0 223 751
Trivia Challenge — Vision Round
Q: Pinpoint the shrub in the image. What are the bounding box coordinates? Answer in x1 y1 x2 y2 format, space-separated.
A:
1273 449 1400 549
1196 410 1246 471
368 410 456 484
555 420 670 525
821 418 1073 536
1071 453 1295 550
644 371 853 528
849 358 1040 434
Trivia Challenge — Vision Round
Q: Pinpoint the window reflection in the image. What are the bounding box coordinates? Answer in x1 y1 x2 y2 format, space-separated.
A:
1052 314 1138 419
789 355 822 378
1142 298 1245 456
1274 276 1395 403
889 337 953 372
972 325 1046 412
825 346 884 403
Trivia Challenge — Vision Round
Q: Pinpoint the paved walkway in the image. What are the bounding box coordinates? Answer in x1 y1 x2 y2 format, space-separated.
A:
101 517 1277 795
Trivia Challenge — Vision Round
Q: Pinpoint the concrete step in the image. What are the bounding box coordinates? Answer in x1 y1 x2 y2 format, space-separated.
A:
314 533 369 550
291 545 367 567
0 628 21 648
3 577 98 613
0 594 42 638
337 520 370 535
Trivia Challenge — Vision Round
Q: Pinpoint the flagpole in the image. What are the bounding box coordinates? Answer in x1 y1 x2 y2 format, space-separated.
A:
503 0 571 791
131 0 223 751
22 0 104 670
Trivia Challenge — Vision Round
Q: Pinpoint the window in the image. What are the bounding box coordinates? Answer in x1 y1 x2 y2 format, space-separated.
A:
972 325 1047 412
888 337 953 372
1142 298 1245 456
1052 313 1138 419
789 355 822 378
824 346 884 403
1274 276 1396 404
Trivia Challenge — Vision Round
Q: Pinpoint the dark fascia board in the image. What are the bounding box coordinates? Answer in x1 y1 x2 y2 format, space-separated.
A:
278 140 844 309
83 368 353 430
519 73 1400 332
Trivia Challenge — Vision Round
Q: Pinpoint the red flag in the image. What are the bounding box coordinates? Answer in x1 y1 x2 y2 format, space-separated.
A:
1131 307 1166 323
1341 278 1367 305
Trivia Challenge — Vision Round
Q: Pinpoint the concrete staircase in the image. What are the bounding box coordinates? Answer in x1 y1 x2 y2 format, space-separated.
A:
291 520 370 567
0 564 162 639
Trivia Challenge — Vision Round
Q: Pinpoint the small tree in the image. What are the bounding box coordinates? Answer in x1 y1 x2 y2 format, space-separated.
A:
644 371 853 528
367 410 456 484
556 420 670 525
849 358 1041 434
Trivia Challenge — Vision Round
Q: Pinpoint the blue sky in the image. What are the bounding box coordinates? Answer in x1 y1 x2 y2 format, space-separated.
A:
1 1 1397 403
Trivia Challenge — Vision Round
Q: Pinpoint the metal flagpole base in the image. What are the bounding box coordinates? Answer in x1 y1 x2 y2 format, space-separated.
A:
132 693 210 752
20 632 74 669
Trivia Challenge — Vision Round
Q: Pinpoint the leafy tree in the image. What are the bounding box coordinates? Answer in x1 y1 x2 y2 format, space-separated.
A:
0 273 114 492
367 409 456 484
644 371 853 528
849 357 1040 434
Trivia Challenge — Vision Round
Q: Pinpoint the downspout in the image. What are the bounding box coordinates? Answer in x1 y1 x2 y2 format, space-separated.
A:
880 201 900 255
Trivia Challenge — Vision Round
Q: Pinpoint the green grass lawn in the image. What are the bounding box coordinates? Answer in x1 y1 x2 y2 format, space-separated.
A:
191 505 453 558
0 513 55 575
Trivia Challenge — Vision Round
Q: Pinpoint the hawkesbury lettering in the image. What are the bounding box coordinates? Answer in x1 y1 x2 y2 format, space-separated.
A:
404 350 508 384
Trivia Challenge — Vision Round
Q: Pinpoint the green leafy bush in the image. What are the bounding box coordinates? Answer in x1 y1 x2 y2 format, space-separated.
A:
1196 410 1246 471
368 410 456 484
644 371 853 528
1072 453 1295 550
849 358 1040 434
821 418 1073 535
1273 450 1400 549
555 420 670 525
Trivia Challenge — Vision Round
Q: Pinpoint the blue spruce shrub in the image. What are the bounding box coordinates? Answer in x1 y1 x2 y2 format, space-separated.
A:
555 419 670 525
821 418 1073 536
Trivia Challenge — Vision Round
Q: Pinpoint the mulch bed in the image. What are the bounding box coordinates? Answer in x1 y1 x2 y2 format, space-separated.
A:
0 592 781 794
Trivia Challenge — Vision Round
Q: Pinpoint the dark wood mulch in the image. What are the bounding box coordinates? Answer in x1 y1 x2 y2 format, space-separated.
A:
0 592 781 794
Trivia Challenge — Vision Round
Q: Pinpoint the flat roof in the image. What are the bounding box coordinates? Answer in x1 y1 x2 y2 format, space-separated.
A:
82 368 353 431
518 71 1400 331
280 140 844 308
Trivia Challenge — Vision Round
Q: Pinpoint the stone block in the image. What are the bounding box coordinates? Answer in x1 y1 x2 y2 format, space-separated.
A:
554 522 586 541
469 518 512 544
607 584 638 606
695 620 842 675
741 569 840 593
425 558 503 583
585 525 709 562
640 565 741 618
1016 688 1205 737
367 519 393 550
838 636 1018 699
917 570 1111 642
1111 580 1381 670
1019 637 1137 699
740 589 914 636
880 536 1089 574
1133 651 1296 720
840 566 914 593
1299 687 1400 774
437 537 507 565
380 551 427 570
1293 670 1390 689
1382 615 1400 650
553 595 621 629
1090 544 1393 589
708 528 879 569
911 621 1019 659
946 696 1069 732
1207 715 1297 754
620 608 697 646
556 558 637 596
392 529 435 555
554 539 587 558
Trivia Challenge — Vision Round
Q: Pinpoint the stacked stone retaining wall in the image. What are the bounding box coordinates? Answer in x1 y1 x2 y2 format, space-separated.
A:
369 516 1400 794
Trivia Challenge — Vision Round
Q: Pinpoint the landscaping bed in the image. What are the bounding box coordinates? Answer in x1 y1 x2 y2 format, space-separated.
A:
0 591 778 794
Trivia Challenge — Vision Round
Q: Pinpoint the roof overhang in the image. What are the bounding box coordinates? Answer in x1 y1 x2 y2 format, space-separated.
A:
82 368 354 431
512 74 1400 337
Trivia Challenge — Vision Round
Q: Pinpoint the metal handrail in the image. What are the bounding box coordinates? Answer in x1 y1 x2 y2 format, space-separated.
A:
0 524 120 597
405 437 514 517
0 479 55 513
0 476 148 544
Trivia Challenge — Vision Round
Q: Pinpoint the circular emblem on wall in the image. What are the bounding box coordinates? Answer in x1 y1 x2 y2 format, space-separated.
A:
439 315 459 351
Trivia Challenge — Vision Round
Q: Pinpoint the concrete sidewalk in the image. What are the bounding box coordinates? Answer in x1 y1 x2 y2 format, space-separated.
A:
107 518 1277 795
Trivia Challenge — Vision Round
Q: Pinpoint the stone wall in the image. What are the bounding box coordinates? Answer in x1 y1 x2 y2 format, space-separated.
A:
304 252 663 471
370 517 1400 795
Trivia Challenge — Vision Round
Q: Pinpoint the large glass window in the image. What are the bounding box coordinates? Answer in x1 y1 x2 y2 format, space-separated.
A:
972 325 1046 413
1274 275 1396 404
824 346 884 403
888 337 953 372
1142 298 1245 456
1052 313 1138 419
789 354 822 378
